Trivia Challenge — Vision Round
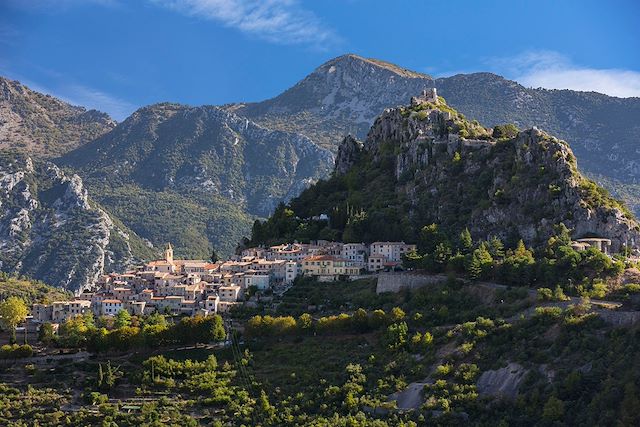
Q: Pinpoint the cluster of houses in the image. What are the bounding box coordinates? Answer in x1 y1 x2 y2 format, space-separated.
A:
30 240 416 324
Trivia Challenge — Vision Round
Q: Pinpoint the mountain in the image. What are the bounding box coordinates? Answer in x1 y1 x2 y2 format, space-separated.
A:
59 103 334 257
0 77 116 158
4 53 639 281
250 95 640 252
229 54 640 212
0 151 155 292
226 54 434 150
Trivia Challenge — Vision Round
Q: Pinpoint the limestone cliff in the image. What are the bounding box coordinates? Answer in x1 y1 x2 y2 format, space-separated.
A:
334 135 364 176
359 102 640 251
0 152 154 292
259 97 640 252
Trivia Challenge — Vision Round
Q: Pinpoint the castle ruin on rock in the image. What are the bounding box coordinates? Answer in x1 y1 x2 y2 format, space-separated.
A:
410 87 438 107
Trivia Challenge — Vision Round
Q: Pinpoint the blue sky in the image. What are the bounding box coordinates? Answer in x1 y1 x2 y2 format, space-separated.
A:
1 0 639 120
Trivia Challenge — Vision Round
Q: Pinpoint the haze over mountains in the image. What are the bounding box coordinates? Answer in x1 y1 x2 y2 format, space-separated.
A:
1 54 640 291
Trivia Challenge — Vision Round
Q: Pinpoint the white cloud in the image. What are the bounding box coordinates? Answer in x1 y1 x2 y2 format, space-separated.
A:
495 51 640 98
54 83 137 121
1 69 136 120
151 0 338 47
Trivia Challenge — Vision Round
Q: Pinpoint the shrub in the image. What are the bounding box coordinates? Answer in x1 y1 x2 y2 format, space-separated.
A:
534 306 563 318
624 283 640 293
0 344 33 359
492 124 519 139
435 363 453 378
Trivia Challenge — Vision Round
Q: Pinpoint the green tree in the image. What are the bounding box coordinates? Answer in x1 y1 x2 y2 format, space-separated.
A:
297 313 312 332
38 322 56 345
0 297 28 344
488 236 505 260
210 249 219 263
114 310 132 329
500 239 535 285
402 249 423 270
492 123 519 139
257 389 276 422
466 244 493 280
543 395 565 421
619 382 640 426
458 228 473 254
384 322 408 350
352 308 369 333
553 285 569 301
97 361 120 391
418 223 446 255
368 309 387 329
389 307 406 323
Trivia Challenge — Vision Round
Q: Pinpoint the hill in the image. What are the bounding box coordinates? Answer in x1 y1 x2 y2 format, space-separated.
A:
0 77 116 158
250 94 640 252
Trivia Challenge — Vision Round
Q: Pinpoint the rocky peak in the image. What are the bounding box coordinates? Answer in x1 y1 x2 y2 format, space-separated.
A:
328 95 640 252
334 134 364 176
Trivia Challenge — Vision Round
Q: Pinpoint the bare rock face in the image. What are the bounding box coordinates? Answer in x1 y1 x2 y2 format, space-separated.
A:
0 152 150 293
476 363 528 399
334 135 364 176
61 104 334 219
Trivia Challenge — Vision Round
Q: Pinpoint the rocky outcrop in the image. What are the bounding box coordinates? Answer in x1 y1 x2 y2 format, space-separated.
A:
334 135 364 175
359 102 640 251
0 77 116 158
0 152 152 292
272 97 640 253
228 54 640 216
476 363 528 399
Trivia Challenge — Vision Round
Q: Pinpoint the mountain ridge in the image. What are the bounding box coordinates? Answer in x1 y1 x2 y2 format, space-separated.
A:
0 77 116 158
229 54 640 199
58 102 334 258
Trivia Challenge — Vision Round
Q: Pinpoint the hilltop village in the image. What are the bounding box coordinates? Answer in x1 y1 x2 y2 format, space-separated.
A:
30 241 416 325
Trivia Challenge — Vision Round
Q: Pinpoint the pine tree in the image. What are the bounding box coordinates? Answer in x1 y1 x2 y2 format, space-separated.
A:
459 228 473 254
97 363 104 389
467 244 493 280
489 236 505 259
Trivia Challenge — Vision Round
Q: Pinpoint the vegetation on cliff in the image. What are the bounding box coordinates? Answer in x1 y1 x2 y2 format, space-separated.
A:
0 273 71 304
250 97 637 256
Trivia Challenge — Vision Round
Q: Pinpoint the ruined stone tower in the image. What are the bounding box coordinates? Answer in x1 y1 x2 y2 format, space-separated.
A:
410 87 438 106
